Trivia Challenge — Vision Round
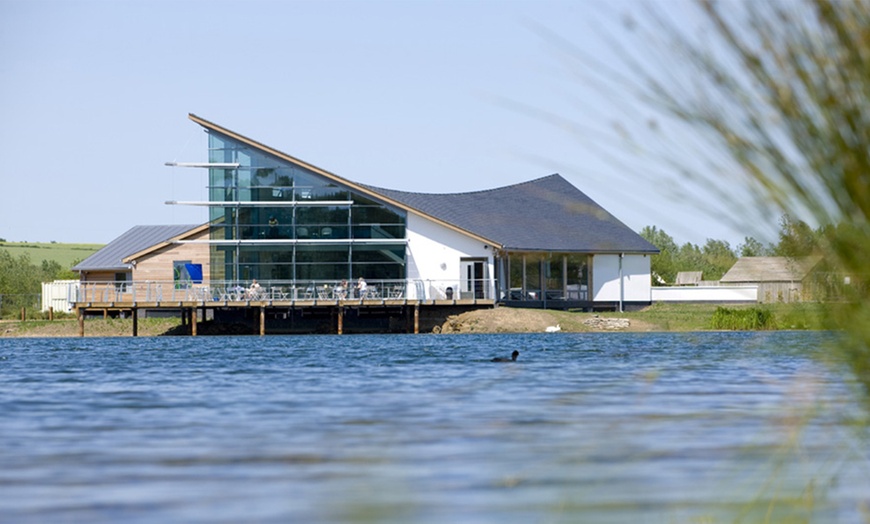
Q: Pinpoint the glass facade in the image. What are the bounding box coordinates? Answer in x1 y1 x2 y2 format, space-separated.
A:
505 252 590 301
206 132 407 282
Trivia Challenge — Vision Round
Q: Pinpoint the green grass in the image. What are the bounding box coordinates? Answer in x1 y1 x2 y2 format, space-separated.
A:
619 302 726 331
614 302 830 332
0 241 103 268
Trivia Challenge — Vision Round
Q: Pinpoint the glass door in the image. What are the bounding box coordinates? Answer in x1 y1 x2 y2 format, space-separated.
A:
460 258 487 299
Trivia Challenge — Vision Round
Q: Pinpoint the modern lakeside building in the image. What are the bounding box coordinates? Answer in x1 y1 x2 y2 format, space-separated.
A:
70 114 658 334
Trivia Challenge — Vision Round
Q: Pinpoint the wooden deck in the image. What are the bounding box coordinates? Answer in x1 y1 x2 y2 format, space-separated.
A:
73 298 496 336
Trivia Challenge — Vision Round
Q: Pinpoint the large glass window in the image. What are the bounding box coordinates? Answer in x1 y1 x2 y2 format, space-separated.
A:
296 245 350 281
206 132 406 282
351 244 405 280
504 252 590 301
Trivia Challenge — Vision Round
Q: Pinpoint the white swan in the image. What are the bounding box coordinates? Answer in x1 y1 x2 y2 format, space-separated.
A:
545 324 561 333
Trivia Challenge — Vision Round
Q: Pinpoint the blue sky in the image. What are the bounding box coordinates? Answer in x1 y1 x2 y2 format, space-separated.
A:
1 0 753 247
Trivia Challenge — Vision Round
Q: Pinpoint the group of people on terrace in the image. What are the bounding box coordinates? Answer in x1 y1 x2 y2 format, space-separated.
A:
243 277 372 301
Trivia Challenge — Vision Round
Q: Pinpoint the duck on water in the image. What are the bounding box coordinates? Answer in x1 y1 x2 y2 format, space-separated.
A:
492 350 519 362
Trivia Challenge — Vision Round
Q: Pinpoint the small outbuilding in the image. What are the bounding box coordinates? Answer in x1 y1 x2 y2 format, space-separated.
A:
71 224 210 305
720 256 823 303
674 271 703 286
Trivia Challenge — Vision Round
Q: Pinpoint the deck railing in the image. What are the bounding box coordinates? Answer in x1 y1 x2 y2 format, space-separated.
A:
71 278 496 304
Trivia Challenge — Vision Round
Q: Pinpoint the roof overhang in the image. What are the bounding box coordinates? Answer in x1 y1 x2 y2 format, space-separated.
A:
187 114 501 249
122 223 210 264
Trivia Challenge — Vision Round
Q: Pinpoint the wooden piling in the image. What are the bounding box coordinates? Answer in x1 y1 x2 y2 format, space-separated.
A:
78 308 85 337
132 308 139 337
259 307 265 336
337 307 344 335
191 308 197 336
414 304 420 334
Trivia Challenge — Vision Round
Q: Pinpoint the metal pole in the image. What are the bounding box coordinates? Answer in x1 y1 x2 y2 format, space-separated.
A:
619 253 624 313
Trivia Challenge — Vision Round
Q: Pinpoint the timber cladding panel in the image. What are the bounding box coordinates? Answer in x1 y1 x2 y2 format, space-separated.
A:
80 271 124 282
131 229 210 283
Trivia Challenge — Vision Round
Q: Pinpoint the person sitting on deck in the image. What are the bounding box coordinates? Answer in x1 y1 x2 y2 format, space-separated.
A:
334 280 348 300
247 279 263 300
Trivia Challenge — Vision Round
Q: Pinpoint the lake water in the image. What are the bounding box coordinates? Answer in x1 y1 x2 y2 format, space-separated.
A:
1 332 868 523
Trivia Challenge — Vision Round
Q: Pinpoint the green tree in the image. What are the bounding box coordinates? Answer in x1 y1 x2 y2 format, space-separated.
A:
0 250 76 317
700 238 736 280
640 225 678 284
640 226 736 282
772 215 820 258
737 236 771 257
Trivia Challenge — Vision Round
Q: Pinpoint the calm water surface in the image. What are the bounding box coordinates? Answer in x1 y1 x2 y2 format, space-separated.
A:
1 332 868 523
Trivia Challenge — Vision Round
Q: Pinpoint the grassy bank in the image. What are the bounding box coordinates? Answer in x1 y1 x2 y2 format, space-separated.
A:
0 241 103 268
0 302 832 337
1 318 184 338
622 302 829 331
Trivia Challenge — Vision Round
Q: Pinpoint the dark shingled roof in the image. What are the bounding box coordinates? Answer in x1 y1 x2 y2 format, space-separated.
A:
72 224 201 272
364 174 658 253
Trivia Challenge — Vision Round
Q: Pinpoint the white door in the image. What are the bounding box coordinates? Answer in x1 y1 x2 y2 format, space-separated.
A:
460 258 486 299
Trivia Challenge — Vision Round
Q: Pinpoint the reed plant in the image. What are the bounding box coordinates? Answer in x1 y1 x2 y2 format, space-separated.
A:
539 0 870 397
710 306 776 331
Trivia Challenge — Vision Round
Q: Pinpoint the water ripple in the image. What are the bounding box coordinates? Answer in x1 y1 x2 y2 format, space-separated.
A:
0 332 866 523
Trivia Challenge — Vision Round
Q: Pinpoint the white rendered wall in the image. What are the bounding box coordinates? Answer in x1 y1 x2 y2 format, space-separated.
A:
406 213 492 300
652 285 758 302
592 254 652 303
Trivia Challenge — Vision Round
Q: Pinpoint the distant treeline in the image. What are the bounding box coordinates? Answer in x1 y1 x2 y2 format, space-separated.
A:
641 215 828 285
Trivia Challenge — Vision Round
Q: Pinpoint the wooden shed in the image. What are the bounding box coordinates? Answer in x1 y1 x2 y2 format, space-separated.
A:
719 256 823 303
675 271 703 286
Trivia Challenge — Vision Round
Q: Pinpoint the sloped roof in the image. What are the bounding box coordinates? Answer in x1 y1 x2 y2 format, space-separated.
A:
363 175 658 253
72 224 201 272
190 114 657 254
720 256 823 283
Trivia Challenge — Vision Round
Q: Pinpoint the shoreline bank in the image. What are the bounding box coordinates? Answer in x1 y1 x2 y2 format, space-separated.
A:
0 303 827 337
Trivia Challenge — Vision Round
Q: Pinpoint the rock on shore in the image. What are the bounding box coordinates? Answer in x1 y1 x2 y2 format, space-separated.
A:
582 316 631 330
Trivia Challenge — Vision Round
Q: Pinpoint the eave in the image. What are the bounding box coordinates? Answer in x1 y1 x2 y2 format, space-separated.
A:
122 223 210 264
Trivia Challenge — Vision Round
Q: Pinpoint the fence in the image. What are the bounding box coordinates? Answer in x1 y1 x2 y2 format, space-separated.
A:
20 277 498 318
651 285 758 303
0 294 42 319
64 277 497 305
